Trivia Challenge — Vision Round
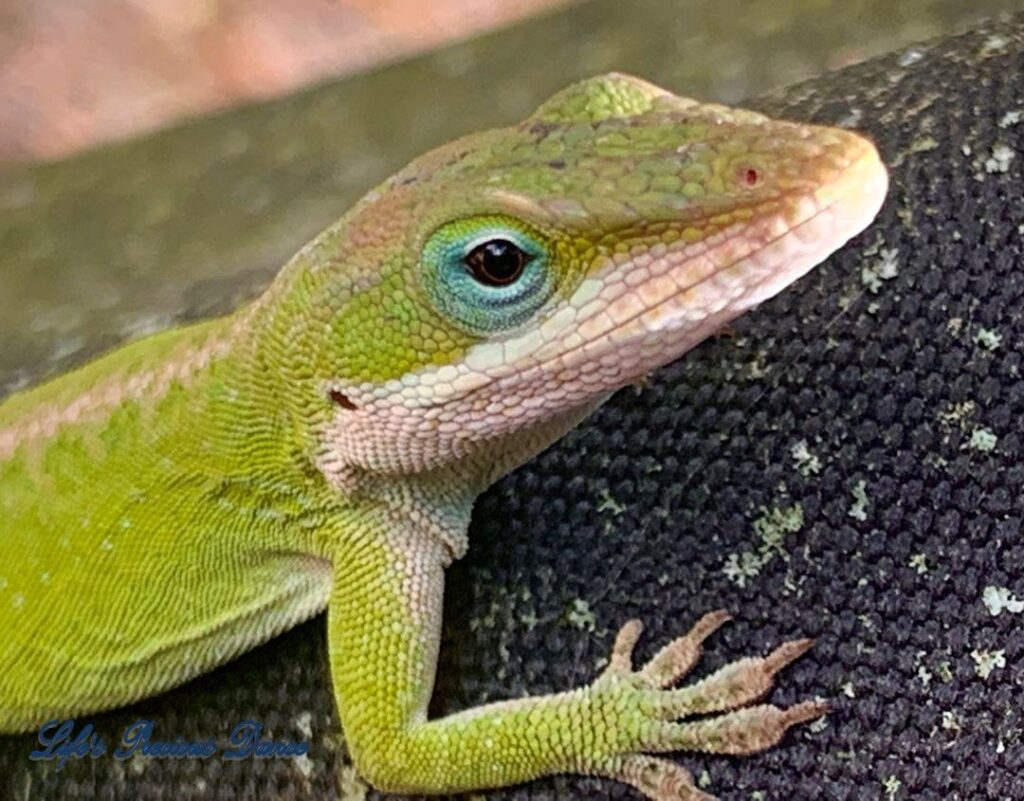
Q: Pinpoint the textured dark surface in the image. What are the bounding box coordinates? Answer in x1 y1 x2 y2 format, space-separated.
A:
3 14 1024 801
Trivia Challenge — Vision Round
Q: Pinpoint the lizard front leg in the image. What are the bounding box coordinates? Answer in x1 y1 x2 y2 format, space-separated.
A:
325 508 824 799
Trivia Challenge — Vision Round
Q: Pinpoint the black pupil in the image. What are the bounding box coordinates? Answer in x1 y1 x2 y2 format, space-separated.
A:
464 239 528 286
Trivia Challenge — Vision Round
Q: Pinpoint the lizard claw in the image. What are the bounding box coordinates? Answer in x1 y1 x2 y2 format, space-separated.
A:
590 613 824 800
639 609 733 688
604 618 645 677
598 755 717 801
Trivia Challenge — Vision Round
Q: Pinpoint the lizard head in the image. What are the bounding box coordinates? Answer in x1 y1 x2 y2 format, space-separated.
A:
281 74 888 489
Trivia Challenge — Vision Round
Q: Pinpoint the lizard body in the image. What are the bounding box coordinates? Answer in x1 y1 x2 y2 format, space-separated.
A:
0 74 886 799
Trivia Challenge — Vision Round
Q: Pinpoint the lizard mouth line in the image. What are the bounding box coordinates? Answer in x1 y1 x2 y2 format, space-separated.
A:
530 151 887 389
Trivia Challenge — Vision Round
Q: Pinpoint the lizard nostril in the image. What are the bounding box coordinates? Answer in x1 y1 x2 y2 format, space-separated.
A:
740 166 761 187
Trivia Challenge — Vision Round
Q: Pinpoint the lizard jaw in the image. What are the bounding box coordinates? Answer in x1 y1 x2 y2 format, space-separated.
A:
444 134 889 412
592 138 890 375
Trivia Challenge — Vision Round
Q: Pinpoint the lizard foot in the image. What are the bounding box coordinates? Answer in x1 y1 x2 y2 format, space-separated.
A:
588 611 826 800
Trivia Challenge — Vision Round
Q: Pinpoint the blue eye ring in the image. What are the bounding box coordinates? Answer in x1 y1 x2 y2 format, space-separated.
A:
422 218 555 335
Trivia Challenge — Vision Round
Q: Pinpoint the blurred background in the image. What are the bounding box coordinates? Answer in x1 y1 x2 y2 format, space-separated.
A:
0 0 568 162
1 0 1021 164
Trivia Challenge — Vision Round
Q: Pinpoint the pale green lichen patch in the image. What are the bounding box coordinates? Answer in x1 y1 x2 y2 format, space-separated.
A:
838 106 863 128
910 135 939 153
808 715 829 734
860 247 900 292
999 109 1023 128
848 480 870 521
754 505 804 550
938 400 976 427
339 764 369 801
294 754 315 780
790 440 822 476
971 649 1006 679
293 711 313 740
596 489 626 516
723 504 804 587
921 651 950 688
974 327 1003 350
126 754 151 776
981 33 1011 56
984 143 1015 173
897 49 924 67
941 711 962 732
745 348 769 379
883 774 902 798
564 598 596 632
982 585 1024 616
723 552 766 587
969 427 998 452
642 457 663 474
909 553 929 574
503 583 535 625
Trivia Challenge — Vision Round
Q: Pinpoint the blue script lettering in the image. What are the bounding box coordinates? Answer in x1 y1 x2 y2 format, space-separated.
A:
29 719 106 770
223 720 310 759
114 720 217 759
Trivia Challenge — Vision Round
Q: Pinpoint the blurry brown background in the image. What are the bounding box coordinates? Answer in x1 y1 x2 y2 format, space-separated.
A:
3 0 1022 165
0 0 570 163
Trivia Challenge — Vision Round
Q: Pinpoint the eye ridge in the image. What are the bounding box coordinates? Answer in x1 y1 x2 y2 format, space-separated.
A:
463 239 532 287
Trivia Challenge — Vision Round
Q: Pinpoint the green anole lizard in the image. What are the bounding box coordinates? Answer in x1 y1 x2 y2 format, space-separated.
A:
0 74 887 800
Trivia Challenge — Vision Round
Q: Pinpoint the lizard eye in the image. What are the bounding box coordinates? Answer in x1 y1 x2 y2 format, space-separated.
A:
464 239 531 286
422 217 556 335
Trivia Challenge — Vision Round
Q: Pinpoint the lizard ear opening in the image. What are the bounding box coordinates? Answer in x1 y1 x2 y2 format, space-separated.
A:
328 389 358 411
528 73 669 124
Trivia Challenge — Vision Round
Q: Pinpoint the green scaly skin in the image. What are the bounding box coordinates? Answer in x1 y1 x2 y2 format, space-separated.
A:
0 75 887 800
